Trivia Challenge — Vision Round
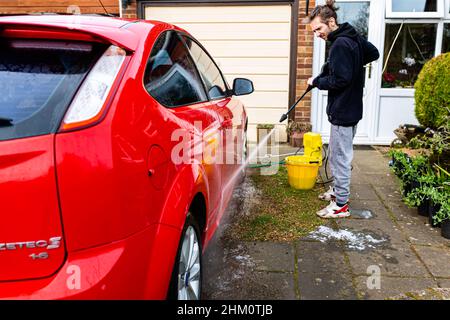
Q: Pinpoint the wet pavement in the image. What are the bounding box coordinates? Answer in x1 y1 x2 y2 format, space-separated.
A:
202 145 450 300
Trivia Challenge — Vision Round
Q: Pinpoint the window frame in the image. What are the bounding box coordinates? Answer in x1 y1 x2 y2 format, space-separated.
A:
142 30 209 109
447 0 450 18
441 21 450 52
178 32 232 101
386 0 445 18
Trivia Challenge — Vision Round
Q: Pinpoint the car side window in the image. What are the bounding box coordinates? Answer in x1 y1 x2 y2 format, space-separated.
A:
182 36 228 100
144 31 207 108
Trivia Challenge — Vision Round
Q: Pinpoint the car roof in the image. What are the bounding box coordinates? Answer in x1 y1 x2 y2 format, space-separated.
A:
0 15 172 51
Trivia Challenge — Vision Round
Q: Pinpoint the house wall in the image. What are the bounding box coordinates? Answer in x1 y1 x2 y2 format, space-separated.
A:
295 0 315 125
0 0 120 15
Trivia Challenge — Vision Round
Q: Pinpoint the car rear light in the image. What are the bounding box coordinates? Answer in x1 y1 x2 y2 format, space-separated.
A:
60 45 126 131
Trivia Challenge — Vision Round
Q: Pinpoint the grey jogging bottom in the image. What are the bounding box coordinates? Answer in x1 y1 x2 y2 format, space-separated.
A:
329 124 357 204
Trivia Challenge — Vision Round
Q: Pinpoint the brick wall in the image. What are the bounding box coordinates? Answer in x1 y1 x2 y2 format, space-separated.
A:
295 0 315 125
121 0 138 18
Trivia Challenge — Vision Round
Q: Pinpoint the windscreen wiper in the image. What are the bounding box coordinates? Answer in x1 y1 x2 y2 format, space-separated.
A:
0 117 13 126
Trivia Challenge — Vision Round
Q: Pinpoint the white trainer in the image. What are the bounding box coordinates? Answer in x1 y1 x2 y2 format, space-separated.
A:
316 201 350 219
318 186 336 201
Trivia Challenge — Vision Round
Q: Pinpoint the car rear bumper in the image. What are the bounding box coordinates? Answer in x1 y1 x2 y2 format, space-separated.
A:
0 223 181 300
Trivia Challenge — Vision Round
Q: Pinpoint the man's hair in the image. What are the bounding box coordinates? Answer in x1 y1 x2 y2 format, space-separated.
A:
303 0 339 24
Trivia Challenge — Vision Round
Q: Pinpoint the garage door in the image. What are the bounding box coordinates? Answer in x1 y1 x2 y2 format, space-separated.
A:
144 5 292 143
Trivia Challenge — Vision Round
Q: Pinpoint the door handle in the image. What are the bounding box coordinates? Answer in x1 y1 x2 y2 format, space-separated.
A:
364 63 372 79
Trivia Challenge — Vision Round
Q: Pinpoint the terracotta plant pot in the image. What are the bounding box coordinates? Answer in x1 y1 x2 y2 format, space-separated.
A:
290 132 304 148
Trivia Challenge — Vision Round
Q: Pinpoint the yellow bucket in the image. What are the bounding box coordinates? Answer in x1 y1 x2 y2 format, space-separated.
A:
285 155 320 190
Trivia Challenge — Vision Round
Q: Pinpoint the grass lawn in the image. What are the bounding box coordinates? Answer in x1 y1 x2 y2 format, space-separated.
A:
233 166 326 242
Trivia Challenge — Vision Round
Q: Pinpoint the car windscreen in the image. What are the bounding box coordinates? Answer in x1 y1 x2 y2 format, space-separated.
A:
0 39 104 141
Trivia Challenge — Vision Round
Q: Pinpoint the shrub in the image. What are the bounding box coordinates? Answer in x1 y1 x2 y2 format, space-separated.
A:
414 53 450 129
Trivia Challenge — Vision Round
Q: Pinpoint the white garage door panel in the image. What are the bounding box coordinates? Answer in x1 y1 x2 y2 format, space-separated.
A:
145 6 291 23
217 57 289 75
200 40 289 58
239 92 288 108
175 22 290 40
246 108 286 124
227 75 289 92
145 5 291 142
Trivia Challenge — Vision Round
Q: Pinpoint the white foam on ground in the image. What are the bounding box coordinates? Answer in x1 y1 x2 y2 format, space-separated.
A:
308 226 386 251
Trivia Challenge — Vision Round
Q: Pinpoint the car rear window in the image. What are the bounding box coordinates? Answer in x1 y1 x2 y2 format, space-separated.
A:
0 39 104 141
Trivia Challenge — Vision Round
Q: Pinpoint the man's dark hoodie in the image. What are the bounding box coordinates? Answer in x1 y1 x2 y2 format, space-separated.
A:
313 22 379 126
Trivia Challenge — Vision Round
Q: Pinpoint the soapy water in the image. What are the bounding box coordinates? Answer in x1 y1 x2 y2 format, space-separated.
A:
349 209 374 219
308 226 386 251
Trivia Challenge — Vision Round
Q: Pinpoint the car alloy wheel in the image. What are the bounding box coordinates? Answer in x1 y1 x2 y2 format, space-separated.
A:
177 225 201 300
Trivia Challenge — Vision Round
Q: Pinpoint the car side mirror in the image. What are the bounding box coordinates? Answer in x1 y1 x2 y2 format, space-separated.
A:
232 78 254 96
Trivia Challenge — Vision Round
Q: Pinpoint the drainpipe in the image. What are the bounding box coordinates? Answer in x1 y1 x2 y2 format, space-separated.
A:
306 0 310 15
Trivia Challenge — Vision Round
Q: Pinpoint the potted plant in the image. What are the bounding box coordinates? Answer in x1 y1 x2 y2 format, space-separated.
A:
389 150 412 195
432 194 450 239
286 121 312 148
399 155 428 199
427 187 442 227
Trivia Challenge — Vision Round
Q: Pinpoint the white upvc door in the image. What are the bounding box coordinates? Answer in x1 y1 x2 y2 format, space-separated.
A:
311 0 384 144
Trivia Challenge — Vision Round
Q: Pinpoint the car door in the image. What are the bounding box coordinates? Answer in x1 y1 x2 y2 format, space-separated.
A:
143 30 223 216
181 35 245 206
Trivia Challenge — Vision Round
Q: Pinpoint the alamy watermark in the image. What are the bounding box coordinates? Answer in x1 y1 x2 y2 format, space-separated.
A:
366 265 381 290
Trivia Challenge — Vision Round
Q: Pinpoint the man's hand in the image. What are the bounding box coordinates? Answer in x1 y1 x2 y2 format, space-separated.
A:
307 77 314 86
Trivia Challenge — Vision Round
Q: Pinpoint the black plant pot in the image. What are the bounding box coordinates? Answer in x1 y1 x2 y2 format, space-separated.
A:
442 220 450 240
403 182 412 197
418 199 430 217
428 201 441 228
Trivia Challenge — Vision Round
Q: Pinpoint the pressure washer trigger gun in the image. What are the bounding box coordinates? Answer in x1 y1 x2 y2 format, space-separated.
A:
279 84 314 123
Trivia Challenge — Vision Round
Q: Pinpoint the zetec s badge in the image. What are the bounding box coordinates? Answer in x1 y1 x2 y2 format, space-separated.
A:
0 237 62 251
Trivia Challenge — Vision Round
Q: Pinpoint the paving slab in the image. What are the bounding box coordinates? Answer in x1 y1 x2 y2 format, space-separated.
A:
344 243 430 277
371 184 404 203
353 154 391 174
349 167 368 185
383 199 425 223
297 234 357 300
349 184 379 201
348 199 394 221
336 218 408 246
397 219 450 247
206 271 297 300
363 173 398 187
413 245 450 278
437 279 450 288
298 272 358 300
296 241 351 274
354 276 438 300
244 242 295 272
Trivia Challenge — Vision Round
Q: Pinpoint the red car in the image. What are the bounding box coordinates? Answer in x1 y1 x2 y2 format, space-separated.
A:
0 15 252 300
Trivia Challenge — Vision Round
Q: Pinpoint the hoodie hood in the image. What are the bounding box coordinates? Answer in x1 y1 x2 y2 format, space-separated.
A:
328 22 359 42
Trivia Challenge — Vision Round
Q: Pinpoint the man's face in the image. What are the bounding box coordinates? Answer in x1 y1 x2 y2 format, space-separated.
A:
310 17 332 41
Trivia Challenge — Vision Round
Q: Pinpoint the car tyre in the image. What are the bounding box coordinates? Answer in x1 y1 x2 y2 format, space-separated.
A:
167 213 202 300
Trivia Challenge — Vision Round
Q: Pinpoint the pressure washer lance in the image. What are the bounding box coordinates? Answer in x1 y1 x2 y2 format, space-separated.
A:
279 84 314 123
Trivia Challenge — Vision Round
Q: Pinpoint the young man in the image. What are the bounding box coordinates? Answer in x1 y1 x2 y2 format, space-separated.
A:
305 0 380 218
